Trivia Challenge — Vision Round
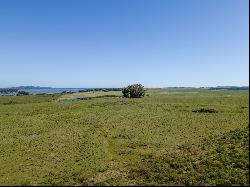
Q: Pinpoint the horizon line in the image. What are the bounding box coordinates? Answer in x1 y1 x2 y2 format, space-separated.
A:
1 85 249 89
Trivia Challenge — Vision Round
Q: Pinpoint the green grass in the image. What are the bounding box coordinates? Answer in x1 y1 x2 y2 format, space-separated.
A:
0 94 61 105
58 91 122 100
0 89 248 185
129 127 249 186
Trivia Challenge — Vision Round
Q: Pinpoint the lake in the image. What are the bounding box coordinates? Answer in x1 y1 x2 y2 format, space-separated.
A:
20 88 90 94
0 88 91 95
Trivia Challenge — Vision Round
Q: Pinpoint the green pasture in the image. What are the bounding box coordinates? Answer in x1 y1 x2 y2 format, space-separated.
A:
58 91 122 100
0 89 248 185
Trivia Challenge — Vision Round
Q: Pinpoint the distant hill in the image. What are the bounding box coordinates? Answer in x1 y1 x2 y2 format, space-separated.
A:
206 86 249 90
11 86 52 90
0 86 53 94
163 87 196 89
162 86 249 90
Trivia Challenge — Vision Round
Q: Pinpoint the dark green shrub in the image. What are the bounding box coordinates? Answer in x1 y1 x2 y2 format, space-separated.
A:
192 108 218 113
122 84 145 98
122 87 130 98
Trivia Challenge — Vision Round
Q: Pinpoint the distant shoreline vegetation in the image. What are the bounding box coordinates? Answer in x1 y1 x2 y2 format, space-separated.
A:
206 86 249 90
0 88 18 94
0 86 53 95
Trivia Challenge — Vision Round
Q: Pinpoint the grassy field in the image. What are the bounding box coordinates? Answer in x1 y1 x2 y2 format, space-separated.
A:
58 91 122 101
0 89 248 185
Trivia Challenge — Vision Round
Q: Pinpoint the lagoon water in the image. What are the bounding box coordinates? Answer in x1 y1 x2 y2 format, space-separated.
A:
21 88 89 94
0 88 91 95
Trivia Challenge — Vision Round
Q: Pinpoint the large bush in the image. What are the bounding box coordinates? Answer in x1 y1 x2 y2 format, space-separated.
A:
122 84 145 98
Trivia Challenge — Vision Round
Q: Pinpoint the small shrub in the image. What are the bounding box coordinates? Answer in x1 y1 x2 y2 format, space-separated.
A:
192 108 218 113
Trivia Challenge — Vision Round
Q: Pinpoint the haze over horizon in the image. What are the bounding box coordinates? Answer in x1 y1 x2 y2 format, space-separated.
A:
0 0 249 88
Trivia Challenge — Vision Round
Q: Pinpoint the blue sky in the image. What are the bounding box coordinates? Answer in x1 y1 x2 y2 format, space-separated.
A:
0 0 248 88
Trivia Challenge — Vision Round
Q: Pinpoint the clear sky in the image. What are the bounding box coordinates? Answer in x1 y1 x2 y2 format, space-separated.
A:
0 0 249 88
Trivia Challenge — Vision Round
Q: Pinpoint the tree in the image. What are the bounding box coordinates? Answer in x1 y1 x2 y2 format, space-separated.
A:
122 84 145 98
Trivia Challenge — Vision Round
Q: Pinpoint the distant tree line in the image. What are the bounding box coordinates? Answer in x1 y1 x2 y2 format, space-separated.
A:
78 88 122 92
208 86 249 90
0 88 30 96
0 88 18 94
60 88 123 94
